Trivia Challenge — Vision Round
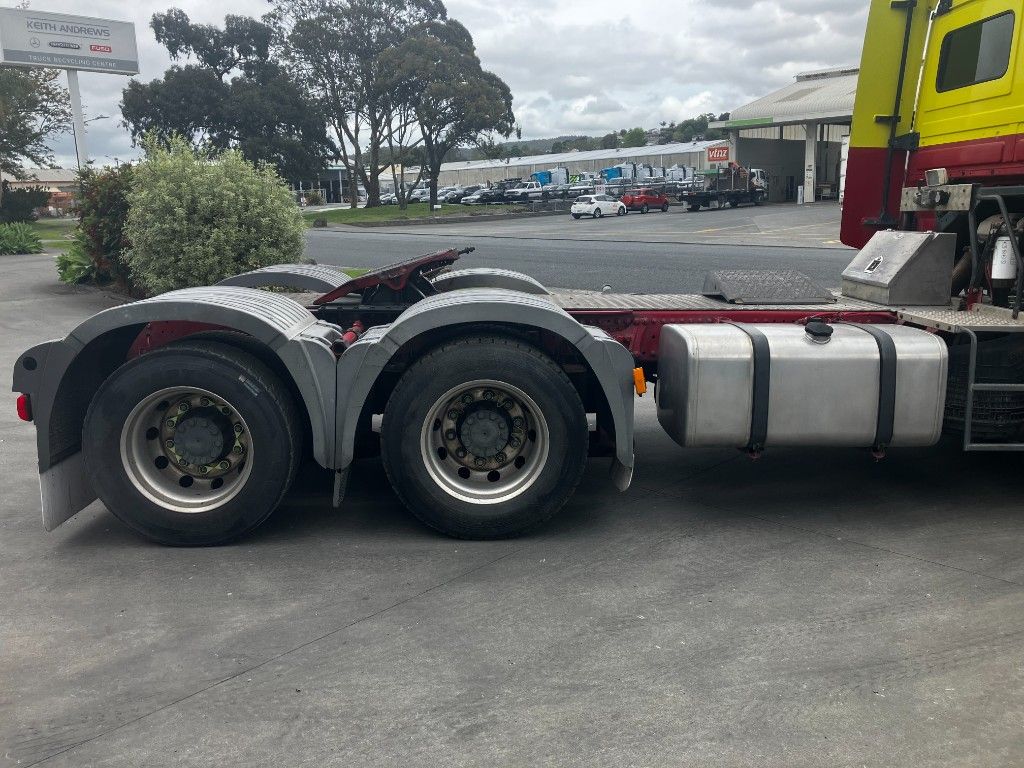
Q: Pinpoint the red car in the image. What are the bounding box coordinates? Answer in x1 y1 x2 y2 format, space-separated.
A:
620 188 671 213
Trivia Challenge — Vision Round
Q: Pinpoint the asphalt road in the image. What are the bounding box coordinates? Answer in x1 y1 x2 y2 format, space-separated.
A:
305 203 853 294
2 235 1023 766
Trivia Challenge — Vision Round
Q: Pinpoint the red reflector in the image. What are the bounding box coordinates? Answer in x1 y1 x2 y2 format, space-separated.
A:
16 393 32 422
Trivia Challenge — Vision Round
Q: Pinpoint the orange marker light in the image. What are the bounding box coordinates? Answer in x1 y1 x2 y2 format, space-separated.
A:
633 368 647 397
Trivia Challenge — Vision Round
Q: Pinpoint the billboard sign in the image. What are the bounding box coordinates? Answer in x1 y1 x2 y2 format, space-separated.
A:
707 145 730 163
0 8 138 74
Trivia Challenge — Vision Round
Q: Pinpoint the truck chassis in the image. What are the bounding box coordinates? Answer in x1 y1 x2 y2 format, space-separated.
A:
13 234 1024 545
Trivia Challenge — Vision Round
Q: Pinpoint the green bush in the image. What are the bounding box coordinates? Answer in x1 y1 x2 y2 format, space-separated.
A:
304 190 324 206
125 137 305 296
72 165 135 287
0 222 43 255
0 184 50 223
56 237 96 283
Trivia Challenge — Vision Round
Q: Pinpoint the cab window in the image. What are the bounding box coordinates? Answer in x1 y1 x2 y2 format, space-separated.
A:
936 12 1015 92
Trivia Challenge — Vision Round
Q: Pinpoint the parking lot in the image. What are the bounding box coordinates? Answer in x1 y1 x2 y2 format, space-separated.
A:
3 214 1023 767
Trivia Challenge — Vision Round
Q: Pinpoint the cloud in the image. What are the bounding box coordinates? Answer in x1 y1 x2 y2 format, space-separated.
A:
22 0 868 168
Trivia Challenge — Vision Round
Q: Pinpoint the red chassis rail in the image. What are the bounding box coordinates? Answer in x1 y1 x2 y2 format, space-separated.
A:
568 309 899 363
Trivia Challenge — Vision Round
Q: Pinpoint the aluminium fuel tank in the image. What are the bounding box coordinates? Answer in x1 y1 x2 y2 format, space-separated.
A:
656 322 948 449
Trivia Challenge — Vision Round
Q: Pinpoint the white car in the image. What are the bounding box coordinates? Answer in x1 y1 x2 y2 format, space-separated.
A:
571 194 626 219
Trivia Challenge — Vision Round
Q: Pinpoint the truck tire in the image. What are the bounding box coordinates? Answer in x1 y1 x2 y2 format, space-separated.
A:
381 336 588 539
83 340 302 546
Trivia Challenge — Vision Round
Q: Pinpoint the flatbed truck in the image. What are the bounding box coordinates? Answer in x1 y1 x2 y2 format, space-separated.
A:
11 0 1024 545
677 165 768 211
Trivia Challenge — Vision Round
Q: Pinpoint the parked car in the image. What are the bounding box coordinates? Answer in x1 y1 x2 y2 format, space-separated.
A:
444 185 481 203
621 188 671 213
462 188 506 205
506 180 545 202
380 192 398 205
570 194 626 219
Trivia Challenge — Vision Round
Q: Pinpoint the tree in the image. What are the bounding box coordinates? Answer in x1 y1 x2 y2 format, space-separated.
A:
124 136 304 296
121 10 333 184
621 127 647 148
272 0 447 207
599 132 619 149
0 67 70 207
390 19 514 208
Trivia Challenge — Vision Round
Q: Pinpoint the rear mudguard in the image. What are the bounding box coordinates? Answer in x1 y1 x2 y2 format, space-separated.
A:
334 288 636 490
12 286 341 531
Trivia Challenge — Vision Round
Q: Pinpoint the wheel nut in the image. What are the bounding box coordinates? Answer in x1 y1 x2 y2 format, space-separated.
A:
445 429 457 441
179 458 189 466
221 406 231 415
502 399 514 410
165 439 174 449
512 417 525 428
233 423 243 435
509 436 521 448
461 394 474 404
473 457 486 468
166 419 176 428
199 465 210 474
232 444 244 455
483 390 495 400
495 452 507 464
200 397 210 406
178 402 189 413
447 409 460 420
455 448 467 459
218 460 230 470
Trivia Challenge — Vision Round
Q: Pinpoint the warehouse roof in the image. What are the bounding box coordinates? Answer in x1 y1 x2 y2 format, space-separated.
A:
409 138 728 175
711 67 859 129
1 168 78 184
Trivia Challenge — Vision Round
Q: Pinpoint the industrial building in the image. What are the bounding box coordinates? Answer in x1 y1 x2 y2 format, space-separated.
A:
420 139 729 189
711 66 857 203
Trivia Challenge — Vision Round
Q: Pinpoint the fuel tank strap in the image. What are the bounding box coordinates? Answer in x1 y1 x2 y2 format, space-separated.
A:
842 323 897 449
727 323 770 452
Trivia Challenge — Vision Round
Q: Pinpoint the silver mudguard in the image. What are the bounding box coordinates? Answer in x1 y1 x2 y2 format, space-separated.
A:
334 288 635 490
12 287 342 530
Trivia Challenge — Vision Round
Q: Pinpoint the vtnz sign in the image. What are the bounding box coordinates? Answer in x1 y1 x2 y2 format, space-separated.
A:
707 146 731 163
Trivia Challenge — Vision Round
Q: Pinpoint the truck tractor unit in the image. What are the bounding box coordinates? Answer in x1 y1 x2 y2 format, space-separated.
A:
12 0 1024 546
678 165 768 211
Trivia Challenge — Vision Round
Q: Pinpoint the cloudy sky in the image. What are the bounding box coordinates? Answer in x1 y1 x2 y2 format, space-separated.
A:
18 0 868 168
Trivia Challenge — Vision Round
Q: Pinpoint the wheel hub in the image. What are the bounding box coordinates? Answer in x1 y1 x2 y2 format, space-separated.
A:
422 380 550 504
459 406 511 459
120 387 253 512
171 408 231 466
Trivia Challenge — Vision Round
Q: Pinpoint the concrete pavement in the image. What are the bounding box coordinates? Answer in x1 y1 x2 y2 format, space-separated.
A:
2 249 1023 767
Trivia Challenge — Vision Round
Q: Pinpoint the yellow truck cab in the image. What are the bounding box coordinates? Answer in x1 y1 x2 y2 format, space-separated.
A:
843 0 1024 250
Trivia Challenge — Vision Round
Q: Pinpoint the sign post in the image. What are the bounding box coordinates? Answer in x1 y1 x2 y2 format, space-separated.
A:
0 8 138 169
66 70 88 170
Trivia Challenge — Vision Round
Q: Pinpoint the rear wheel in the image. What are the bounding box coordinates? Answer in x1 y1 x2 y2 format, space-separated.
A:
617 206 625 216
571 213 581 219
83 340 302 545
381 336 588 539
640 204 649 214
661 203 670 212
594 207 603 218
688 204 701 212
